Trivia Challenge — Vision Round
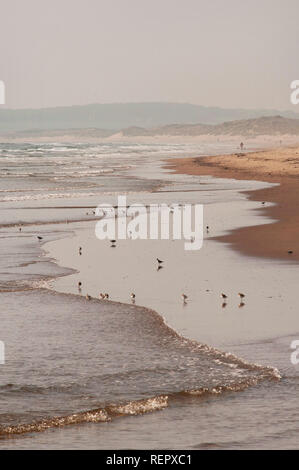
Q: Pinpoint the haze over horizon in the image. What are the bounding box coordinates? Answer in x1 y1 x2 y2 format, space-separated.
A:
0 0 298 111
0 101 298 113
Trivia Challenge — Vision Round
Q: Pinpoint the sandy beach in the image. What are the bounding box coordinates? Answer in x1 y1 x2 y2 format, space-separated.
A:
166 146 299 263
1 140 299 449
37 142 299 449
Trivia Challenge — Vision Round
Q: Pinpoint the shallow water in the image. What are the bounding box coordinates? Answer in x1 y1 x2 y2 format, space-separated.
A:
0 288 277 434
0 141 298 449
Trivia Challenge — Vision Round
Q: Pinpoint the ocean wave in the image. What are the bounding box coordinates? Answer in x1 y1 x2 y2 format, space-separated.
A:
137 302 282 382
0 290 281 439
0 372 280 437
0 191 102 202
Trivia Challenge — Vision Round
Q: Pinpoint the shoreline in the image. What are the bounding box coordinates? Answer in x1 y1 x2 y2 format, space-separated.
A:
1 141 299 450
165 146 299 263
1 132 299 147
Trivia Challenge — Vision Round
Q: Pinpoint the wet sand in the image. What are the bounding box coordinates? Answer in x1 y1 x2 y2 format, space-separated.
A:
45 184 299 354
166 146 299 262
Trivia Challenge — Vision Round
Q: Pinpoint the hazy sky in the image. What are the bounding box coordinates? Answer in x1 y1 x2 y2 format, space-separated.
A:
0 0 298 110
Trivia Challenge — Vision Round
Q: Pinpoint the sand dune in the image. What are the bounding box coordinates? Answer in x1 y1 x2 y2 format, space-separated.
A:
2 116 299 144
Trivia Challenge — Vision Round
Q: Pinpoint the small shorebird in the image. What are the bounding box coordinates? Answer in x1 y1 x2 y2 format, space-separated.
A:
206 226 209 233
221 293 227 300
238 293 245 300
86 294 91 301
104 293 109 299
156 258 164 265
131 293 136 300
181 293 188 302
37 236 43 241
288 250 293 254
222 302 227 309
78 281 82 288
99 293 105 299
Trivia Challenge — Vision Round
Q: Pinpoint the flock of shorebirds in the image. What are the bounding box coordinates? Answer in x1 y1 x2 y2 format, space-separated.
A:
80 285 135 303
81 285 246 308
77 252 247 308
16 226 251 309
78 257 165 304
180 292 246 308
13 210 291 313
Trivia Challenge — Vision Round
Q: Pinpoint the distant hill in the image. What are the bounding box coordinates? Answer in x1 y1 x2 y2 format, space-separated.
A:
1 102 299 133
2 116 299 142
122 116 299 137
